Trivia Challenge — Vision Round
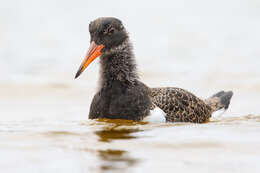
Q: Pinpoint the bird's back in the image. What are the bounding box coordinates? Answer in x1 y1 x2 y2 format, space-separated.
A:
149 87 213 123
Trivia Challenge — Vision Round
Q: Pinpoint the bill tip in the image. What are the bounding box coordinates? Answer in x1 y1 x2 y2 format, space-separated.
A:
74 71 81 79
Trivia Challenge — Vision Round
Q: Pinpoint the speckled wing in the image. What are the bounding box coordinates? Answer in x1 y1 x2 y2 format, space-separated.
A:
149 87 213 123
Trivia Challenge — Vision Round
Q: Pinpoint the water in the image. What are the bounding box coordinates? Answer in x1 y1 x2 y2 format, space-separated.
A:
1 0 260 172
0 85 259 173
0 115 260 173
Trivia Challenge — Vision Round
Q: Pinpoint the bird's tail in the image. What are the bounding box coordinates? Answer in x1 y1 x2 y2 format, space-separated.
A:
205 91 233 112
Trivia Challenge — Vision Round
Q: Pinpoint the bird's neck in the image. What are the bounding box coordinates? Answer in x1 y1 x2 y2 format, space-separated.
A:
98 39 139 89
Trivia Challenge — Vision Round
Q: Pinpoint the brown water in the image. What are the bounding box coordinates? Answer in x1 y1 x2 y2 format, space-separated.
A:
1 85 260 173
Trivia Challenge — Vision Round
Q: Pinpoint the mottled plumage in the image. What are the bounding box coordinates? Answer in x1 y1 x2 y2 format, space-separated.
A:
75 17 233 123
149 88 233 123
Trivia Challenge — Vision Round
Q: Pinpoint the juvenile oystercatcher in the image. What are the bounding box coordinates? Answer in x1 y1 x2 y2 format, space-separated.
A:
75 17 233 123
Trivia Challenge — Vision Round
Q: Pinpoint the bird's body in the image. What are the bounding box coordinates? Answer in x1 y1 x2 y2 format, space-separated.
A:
150 87 212 123
75 17 233 123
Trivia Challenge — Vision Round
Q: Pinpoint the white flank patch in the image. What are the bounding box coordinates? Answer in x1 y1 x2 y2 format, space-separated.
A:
212 108 227 118
143 107 166 123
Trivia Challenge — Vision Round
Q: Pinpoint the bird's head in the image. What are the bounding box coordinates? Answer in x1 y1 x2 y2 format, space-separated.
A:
75 17 128 78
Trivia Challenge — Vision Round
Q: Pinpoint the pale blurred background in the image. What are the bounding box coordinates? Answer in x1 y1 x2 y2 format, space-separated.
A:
0 1 260 172
1 0 260 118
1 0 260 120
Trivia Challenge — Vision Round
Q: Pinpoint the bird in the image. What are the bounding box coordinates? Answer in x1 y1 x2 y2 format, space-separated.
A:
75 17 233 123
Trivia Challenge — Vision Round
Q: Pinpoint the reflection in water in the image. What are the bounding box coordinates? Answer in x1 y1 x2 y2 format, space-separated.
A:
98 149 138 172
94 119 142 172
94 118 145 142
95 129 140 142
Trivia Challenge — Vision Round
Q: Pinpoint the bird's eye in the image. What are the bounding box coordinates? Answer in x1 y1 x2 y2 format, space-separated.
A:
109 27 115 34
102 25 115 35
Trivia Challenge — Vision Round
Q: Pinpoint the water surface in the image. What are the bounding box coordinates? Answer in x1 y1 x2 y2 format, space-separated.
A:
0 86 259 173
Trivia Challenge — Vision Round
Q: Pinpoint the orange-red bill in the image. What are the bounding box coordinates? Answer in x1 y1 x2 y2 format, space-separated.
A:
75 41 104 78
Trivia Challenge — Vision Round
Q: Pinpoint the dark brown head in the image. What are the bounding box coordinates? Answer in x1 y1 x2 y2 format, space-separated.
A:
75 17 128 78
